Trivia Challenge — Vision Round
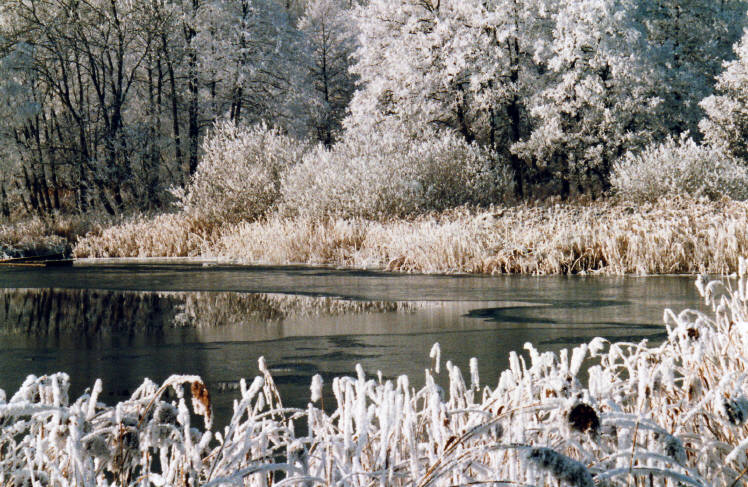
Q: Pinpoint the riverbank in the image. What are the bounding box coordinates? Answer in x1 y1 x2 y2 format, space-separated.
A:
0 214 101 259
70 196 748 275
0 271 744 485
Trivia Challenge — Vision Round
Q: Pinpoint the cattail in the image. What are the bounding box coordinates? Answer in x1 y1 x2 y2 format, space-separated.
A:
310 374 323 403
430 343 441 374
470 357 479 391
190 380 212 430
567 403 600 435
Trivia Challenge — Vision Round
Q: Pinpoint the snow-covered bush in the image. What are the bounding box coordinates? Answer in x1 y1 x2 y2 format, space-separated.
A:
282 126 514 219
174 122 306 224
611 135 748 201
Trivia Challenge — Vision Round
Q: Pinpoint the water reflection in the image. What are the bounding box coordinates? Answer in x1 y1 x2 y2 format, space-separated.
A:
0 289 173 343
0 288 417 339
0 270 704 427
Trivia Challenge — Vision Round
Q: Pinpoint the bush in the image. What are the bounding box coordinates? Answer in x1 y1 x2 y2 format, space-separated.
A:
174 122 306 224
611 135 748 202
281 126 514 219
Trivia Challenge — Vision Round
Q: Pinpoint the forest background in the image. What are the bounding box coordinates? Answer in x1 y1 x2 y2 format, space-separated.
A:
3 0 748 273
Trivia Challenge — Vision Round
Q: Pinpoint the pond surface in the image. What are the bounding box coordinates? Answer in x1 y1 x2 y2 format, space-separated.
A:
0 262 703 426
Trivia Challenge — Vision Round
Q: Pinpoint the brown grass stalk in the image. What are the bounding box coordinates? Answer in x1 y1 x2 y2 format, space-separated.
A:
72 196 748 276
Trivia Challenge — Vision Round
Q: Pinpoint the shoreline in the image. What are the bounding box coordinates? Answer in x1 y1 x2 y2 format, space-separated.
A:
4 196 747 276
73 196 748 276
70 257 709 278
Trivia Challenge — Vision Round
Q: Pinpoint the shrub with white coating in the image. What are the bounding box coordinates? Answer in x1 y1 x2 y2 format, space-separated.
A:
281 125 514 219
174 121 306 224
611 134 748 202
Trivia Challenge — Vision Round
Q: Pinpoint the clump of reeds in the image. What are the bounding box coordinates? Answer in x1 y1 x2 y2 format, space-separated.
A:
210 196 748 274
73 212 224 257
0 213 102 258
5 266 748 484
75 197 748 275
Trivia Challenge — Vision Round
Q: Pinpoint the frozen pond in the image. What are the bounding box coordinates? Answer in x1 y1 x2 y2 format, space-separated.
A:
0 262 702 425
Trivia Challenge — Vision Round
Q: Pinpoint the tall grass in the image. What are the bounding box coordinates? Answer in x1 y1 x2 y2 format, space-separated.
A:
4 269 748 485
0 213 102 258
76 197 748 275
74 213 221 257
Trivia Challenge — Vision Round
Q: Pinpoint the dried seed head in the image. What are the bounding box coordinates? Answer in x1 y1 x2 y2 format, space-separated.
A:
190 381 212 428
567 403 600 434
686 327 700 340
155 404 178 425
662 433 687 465
82 435 110 459
696 273 708 297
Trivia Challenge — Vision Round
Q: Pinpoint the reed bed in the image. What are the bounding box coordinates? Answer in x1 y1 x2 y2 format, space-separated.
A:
4 267 748 485
73 213 224 258
0 213 100 258
75 197 748 275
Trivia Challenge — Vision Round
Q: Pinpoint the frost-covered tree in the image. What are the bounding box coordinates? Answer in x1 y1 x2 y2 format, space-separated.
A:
637 0 748 134
195 0 305 134
514 0 660 196
699 24 748 162
0 40 39 216
298 0 357 145
0 0 176 214
0 0 310 216
347 0 556 196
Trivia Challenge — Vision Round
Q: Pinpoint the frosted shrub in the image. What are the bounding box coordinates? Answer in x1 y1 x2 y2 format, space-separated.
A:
282 126 513 219
174 121 306 224
611 135 748 201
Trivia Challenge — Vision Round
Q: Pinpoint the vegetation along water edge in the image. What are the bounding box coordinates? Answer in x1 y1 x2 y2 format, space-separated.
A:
2 260 748 485
66 196 747 275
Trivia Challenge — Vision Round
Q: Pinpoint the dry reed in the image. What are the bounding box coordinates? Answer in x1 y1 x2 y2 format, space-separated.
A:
0 213 101 257
76 196 748 275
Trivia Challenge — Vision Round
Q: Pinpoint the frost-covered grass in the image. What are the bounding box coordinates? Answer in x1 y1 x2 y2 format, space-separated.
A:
0 213 102 258
73 212 222 258
5 268 748 485
76 197 748 275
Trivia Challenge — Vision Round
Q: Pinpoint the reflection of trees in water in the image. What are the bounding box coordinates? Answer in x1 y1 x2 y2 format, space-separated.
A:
173 292 417 328
0 289 416 335
0 289 175 336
